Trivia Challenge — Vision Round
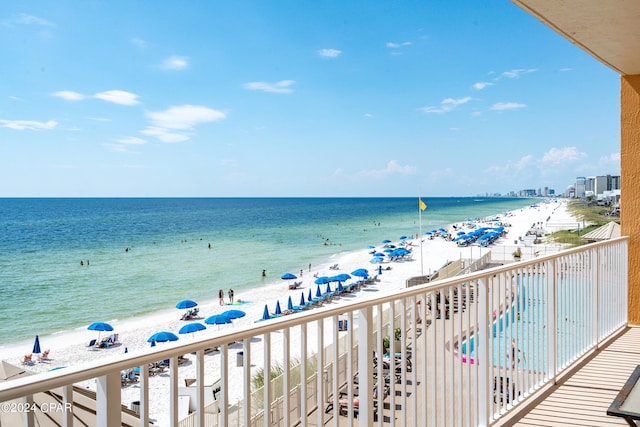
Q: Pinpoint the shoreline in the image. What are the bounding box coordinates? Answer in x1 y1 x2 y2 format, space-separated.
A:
0 199 578 425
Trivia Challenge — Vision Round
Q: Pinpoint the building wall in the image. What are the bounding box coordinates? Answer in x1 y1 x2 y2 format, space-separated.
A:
621 75 640 325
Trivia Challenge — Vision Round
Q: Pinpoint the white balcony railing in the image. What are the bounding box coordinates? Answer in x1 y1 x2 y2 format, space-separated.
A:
0 237 628 427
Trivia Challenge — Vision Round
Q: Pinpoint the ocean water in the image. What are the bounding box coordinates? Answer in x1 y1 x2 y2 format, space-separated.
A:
0 197 533 345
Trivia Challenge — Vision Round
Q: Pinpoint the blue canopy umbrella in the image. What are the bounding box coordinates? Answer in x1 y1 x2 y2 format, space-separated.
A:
222 309 246 319
261 305 271 321
367 245 376 249
88 322 114 342
337 282 344 293
274 300 282 316
372 252 385 257
399 235 408 240
287 296 294 311
316 285 322 298
382 239 391 243
370 257 384 264
178 322 206 335
32 335 41 355
281 273 297 280
205 315 232 326
326 283 332 294
335 273 351 282
314 276 330 285
148 331 178 343
351 268 369 278
176 299 198 310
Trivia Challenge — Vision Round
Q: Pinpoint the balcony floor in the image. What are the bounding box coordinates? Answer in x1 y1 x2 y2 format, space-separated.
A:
508 326 640 427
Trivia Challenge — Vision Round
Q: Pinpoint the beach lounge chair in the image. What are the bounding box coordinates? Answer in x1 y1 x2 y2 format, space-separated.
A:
21 354 35 366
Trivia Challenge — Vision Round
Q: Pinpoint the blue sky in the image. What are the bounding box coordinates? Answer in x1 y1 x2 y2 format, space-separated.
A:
0 1 620 197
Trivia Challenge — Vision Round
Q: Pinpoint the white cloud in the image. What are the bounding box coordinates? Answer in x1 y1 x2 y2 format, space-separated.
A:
484 155 533 174
600 152 620 164
541 147 587 166
359 160 416 179
114 136 147 145
50 91 86 101
160 56 188 70
317 48 341 58
94 90 140 106
502 68 537 78
131 38 148 48
243 80 296 94
0 119 57 130
364 113 373 118
420 97 472 114
559 67 573 72
140 127 191 143
3 13 55 27
386 41 412 49
490 102 526 111
146 105 226 130
472 82 493 90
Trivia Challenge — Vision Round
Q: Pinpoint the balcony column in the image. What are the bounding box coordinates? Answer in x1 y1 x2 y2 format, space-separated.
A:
621 75 640 325
95 372 121 427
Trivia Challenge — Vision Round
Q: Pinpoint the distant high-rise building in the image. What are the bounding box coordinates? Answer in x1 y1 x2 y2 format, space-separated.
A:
575 177 586 198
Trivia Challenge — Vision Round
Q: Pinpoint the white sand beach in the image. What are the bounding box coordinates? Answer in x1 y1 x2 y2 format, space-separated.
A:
0 199 578 425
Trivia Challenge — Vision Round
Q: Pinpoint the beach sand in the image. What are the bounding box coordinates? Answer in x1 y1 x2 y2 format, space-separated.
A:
0 199 578 425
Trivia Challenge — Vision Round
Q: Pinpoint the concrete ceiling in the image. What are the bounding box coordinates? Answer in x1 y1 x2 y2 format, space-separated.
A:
511 0 640 75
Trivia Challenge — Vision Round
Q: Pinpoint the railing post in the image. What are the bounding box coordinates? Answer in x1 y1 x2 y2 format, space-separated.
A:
169 357 179 427
477 277 489 427
242 338 251 426
62 384 73 427
95 372 121 427
547 259 557 382
138 363 149 427
283 327 290 427
264 332 271 427
195 350 205 427
22 395 34 427
316 319 324 427
358 306 372 426
593 247 600 347
220 343 229 427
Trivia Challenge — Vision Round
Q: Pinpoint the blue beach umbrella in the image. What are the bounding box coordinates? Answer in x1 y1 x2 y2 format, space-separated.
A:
262 305 271 321
150 340 156 347
367 245 376 249
308 288 313 301
316 285 323 298
88 322 114 342
281 273 297 280
176 299 198 310
337 282 344 293
326 283 332 294
205 315 232 326
314 276 330 285
178 322 206 335
300 292 306 306
274 300 282 316
351 268 369 278
148 331 178 343
370 257 384 264
399 235 408 240
382 239 391 243
222 309 246 319
287 296 294 311
32 335 41 355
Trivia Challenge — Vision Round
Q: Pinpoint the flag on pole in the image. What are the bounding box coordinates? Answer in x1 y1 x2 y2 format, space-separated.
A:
419 198 427 211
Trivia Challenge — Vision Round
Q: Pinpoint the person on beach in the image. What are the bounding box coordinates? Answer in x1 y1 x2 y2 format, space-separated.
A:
228 289 234 304
218 289 225 305
262 269 266 278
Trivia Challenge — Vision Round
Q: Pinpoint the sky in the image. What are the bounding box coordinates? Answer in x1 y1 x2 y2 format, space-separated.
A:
0 1 621 197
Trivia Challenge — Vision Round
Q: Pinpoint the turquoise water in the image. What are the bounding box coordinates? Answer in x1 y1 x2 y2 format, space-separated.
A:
0 197 534 345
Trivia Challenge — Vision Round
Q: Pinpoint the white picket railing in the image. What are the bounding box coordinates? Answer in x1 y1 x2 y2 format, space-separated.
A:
0 237 628 427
